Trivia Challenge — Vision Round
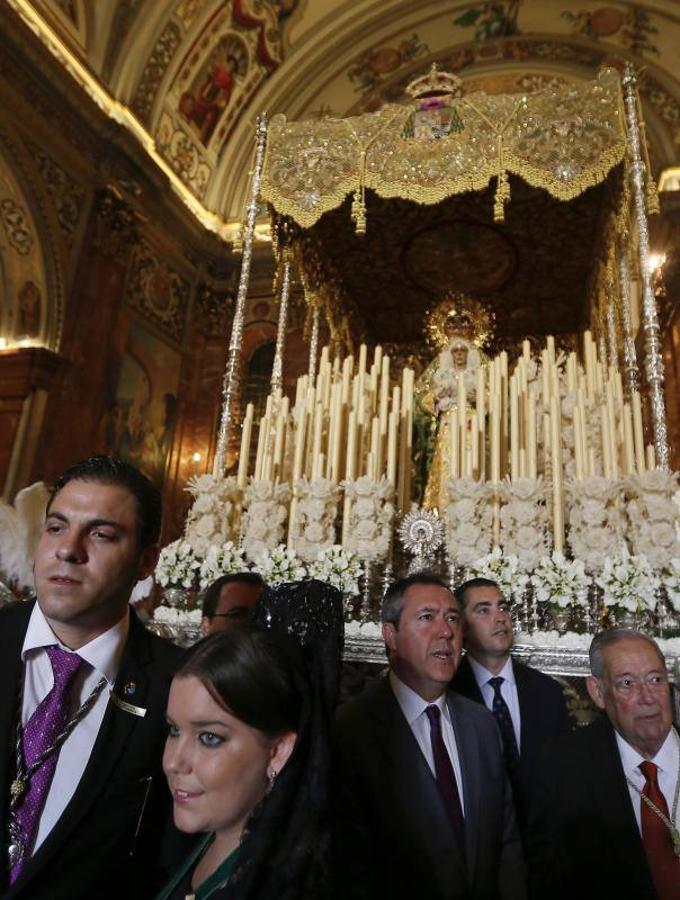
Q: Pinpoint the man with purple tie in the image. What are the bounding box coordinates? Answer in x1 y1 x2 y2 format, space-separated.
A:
0 456 188 899
333 572 526 900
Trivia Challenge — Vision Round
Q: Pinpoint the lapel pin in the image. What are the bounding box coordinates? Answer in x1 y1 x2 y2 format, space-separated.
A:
123 681 137 697
110 691 147 718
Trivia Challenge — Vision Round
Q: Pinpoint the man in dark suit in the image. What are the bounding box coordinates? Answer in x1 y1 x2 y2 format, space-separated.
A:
0 456 187 900
527 628 680 900
333 572 526 900
450 577 570 823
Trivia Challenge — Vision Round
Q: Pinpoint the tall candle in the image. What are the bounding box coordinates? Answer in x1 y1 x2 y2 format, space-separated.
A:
622 403 635 475
387 410 398 484
631 390 645 475
527 393 537 479
450 408 459 479
550 395 564 554
237 403 254 487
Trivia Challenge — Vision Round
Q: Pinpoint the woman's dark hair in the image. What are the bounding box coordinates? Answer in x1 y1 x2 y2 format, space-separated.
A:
176 629 303 739
177 580 343 900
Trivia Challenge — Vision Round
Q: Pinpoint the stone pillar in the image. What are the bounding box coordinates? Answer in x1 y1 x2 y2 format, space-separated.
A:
0 346 62 499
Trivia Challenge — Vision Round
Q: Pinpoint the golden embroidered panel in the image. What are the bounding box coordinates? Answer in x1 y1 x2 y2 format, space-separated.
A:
260 68 626 229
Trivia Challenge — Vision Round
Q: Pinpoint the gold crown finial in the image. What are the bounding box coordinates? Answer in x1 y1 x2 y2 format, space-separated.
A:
406 64 463 100
424 293 495 352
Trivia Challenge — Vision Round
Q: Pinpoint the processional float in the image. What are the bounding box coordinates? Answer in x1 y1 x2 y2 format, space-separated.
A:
154 64 680 673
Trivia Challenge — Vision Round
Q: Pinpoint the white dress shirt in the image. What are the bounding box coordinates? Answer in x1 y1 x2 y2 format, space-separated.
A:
615 728 680 832
467 655 522 751
21 604 129 852
389 672 465 813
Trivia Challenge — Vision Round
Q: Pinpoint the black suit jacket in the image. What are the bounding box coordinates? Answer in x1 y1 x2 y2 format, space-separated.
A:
332 676 526 900
0 600 190 900
451 655 570 820
526 716 659 900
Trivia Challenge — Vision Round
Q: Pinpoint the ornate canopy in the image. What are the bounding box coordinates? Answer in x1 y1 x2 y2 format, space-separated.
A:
260 68 627 231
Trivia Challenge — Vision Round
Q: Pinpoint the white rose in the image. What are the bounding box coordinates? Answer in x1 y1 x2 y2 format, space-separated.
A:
515 526 543 551
305 498 327 520
356 520 378 541
354 498 375 519
454 522 479 546
304 522 325 543
651 522 677 548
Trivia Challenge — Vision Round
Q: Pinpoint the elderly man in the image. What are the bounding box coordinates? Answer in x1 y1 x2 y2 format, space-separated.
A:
199 572 265 636
0 456 189 899
333 572 526 900
528 629 680 899
451 577 570 822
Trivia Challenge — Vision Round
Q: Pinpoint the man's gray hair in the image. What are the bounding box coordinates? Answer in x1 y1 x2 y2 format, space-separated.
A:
381 572 453 627
589 628 666 679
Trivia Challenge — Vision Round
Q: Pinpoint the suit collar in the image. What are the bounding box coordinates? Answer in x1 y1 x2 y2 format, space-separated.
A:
9 612 156 893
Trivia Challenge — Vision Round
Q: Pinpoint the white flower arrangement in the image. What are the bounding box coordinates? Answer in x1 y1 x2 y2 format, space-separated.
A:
184 474 242 555
470 547 529 603
242 480 291 562
155 539 201 589
198 541 248 591
661 558 680 613
499 477 550 571
567 476 626 572
153 606 203 627
624 470 680 570
342 476 395 562
290 477 340 563
308 545 362 597
595 552 660 615
530 552 590 610
442 477 494 566
251 544 307 586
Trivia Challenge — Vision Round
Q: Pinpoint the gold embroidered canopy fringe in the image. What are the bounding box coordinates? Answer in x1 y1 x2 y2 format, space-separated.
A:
260 68 627 230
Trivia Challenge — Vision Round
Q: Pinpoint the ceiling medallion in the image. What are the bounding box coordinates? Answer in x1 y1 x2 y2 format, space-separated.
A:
424 292 495 352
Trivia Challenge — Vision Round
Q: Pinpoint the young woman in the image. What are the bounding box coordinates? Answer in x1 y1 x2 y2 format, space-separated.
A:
155 580 343 900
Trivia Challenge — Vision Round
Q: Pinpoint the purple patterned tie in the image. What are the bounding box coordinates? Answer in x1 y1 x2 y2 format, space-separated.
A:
10 645 84 882
425 705 465 852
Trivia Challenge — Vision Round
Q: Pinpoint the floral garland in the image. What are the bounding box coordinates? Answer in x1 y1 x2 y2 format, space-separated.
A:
566 476 626 572
499 477 550 571
624 470 680 570
155 539 201 589
470 548 529 604
595 552 660 615
442 476 493 566
530 552 590 611
241 480 291 562
153 607 203 628
184 474 242 555
308 545 362 597
251 544 306 586
662 558 680 613
290 477 340 563
198 541 248 591
342 476 395 562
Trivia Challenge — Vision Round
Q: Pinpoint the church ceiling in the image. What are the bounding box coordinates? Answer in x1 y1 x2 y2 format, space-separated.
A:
21 0 680 223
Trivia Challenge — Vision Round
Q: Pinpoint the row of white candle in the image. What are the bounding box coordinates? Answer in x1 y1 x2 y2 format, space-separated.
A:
236 344 415 512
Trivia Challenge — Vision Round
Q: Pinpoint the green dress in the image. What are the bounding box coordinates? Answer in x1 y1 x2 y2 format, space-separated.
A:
154 833 240 900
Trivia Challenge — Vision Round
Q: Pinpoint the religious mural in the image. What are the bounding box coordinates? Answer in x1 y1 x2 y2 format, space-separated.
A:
179 34 248 145
16 281 41 339
102 322 181 489
453 1 523 40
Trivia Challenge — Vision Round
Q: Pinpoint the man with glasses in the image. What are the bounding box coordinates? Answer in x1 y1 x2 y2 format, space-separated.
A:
528 629 680 899
199 572 265 636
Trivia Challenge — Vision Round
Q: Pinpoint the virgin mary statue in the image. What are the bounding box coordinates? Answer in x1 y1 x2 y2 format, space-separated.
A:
414 295 493 510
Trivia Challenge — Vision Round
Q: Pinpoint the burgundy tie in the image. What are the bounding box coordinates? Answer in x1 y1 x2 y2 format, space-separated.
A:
10 646 84 882
638 761 680 899
425 704 465 851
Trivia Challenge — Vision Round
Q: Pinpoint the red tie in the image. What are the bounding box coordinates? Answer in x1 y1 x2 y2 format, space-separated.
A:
639 760 680 898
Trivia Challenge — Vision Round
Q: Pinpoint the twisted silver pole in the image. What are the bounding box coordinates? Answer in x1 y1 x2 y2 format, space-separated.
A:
622 64 669 469
617 233 640 398
213 114 268 477
270 255 293 394
308 302 320 381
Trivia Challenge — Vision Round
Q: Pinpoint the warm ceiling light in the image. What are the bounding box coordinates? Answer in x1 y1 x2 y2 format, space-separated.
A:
649 253 666 271
191 452 202 464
